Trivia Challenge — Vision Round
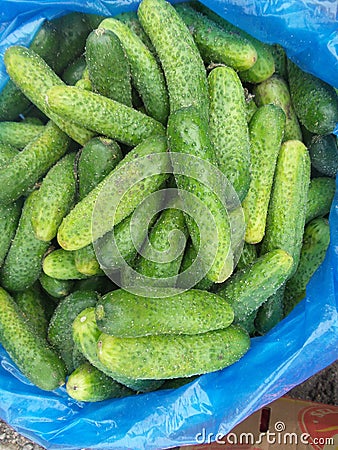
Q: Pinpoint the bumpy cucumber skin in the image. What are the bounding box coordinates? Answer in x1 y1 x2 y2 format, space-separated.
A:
236 242 257 271
284 218 330 316
138 0 208 121
4 46 93 145
86 28 132 106
253 75 302 141
0 143 20 167
48 290 97 372
245 96 258 123
288 61 338 135
0 122 44 149
176 4 257 71
75 245 103 276
114 11 156 53
179 241 214 291
167 107 233 283
99 18 169 124
260 140 311 275
57 135 169 251
0 121 70 205
43 249 88 280
62 55 86 85
98 325 250 379
0 192 50 292
208 66 251 201
0 201 22 267
39 272 74 299
271 44 287 80
306 177 336 224
78 137 123 200
255 285 285 335
31 153 76 242
242 105 285 244
308 134 338 177
73 307 163 392
216 249 293 321
66 362 133 402
0 287 66 391
95 289 234 337
14 284 48 338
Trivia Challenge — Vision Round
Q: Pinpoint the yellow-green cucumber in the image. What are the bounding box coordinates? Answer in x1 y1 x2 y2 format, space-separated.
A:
0 122 44 149
43 249 88 280
75 245 103 277
306 177 336 224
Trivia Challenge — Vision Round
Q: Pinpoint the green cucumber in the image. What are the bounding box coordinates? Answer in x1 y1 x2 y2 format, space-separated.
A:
66 362 133 402
138 0 208 120
62 55 86 85
14 284 48 337
245 94 258 123
75 245 103 277
242 105 285 244
308 134 338 177
216 249 293 322
179 240 213 291
0 287 66 390
176 4 257 71
271 44 287 80
255 286 285 335
0 143 20 167
43 249 88 280
287 60 338 135
253 75 302 141
0 122 44 149
208 66 251 201
161 375 198 390
260 140 311 275
0 121 70 205
0 200 22 267
0 192 50 292
98 325 250 379
114 11 156 53
306 177 336 224
48 290 98 373
74 276 116 295
86 28 132 106
72 345 87 370
236 243 257 271
31 153 76 242
84 14 106 30
39 272 74 299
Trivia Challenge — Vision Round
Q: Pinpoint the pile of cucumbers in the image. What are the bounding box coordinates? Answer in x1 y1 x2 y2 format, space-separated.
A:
0 0 337 402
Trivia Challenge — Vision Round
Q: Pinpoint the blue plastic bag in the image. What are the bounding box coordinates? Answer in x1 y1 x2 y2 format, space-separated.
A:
0 1 337 449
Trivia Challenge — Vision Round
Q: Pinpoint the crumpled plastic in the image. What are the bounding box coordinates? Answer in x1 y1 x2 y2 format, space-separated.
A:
0 1 337 449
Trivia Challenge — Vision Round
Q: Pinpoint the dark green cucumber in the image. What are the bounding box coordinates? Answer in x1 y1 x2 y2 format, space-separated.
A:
74 276 116 295
96 289 234 337
75 245 103 277
242 105 285 244
255 286 285 335
66 362 133 402
308 134 338 177
271 44 287 80
84 14 105 30
0 122 44 149
288 60 338 135
253 74 302 141
114 11 156 53
98 325 250 379
179 240 213 291
236 242 257 271
0 287 66 390
0 192 50 292
31 153 76 242
0 200 22 267
138 0 208 120
216 249 293 322
208 66 251 201
161 375 198 390
86 28 132 106
306 177 336 224
72 345 87 370
62 55 86 85
176 4 257 71
14 284 48 337
43 249 88 280
48 290 98 373
39 272 74 299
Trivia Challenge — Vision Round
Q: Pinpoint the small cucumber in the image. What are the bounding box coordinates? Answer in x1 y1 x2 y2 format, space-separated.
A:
253 74 302 141
75 245 103 277
271 44 287 80
306 177 336 224
97 325 250 379
14 284 48 338
31 153 77 242
260 140 311 275
0 287 66 391
62 55 86 85
39 272 74 299
179 240 214 291
138 0 208 120
0 121 70 205
0 200 22 267
236 243 257 271
0 122 44 149
308 134 338 177
66 362 133 402
0 192 50 292
287 60 338 135
208 66 251 201
216 249 293 322
242 105 285 244
43 249 88 280
114 11 156 53
254 286 285 335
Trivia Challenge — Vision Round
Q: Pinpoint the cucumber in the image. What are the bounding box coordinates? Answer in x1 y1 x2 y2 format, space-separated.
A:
97 325 250 379
31 153 77 242
114 11 156 53
84 14 106 30
306 177 336 224
137 0 208 120
161 375 198 390
216 249 293 322
245 94 258 123
179 240 214 291
74 276 116 295
253 75 302 141
0 121 70 205
0 192 50 292
75 68 92 91
62 55 86 85
95 289 234 337
43 249 88 280
260 140 311 275
4 46 94 145
208 66 251 201
308 134 338 177
235 310 257 336
66 362 133 402
176 4 257 71
0 143 20 167
75 245 103 277
284 218 330 316
242 105 285 244
167 107 233 283
73 307 163 392
99 17 169 124
0 200 22 267
271 44 287 80
14 284 48 338
86 28 132 106
39 272 74 299
236 243 257 271
0 122 44 149
72 345 87 370
57 135 169 251
287 60 338 135
255 286 285 335
77 137 123 200
0 287 66 391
